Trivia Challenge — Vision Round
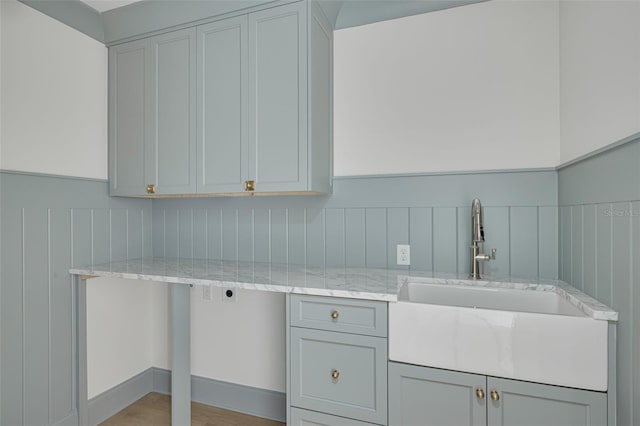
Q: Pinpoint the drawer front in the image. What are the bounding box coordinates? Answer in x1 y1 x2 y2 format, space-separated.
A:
290 295 387 337
290 408 379 426
290 328 387 424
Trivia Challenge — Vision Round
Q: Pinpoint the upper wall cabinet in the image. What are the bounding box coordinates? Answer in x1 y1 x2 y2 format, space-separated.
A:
249 2 309 193
197 16 249 194
109 38 148 196
110 28 197 196
109 0 333 197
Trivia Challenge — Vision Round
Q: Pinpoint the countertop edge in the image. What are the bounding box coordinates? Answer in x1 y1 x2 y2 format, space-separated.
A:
69 259 617 319
69 268 398 302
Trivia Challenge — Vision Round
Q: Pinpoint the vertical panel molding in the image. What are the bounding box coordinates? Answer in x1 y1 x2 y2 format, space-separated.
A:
153 171 559 278
1 172 151 426
558 135 640 426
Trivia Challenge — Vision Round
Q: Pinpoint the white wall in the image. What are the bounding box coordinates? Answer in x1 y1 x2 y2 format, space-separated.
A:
150 284 286 392
0 0 108 180
0 0 152 399
334 0 560 176
559 0 640 163
87 279 155 398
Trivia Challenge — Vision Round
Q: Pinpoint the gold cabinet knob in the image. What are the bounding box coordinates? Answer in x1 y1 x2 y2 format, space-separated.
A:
244 180 255 191
476 388 485 400
146 184 156 194
331 369 340 380
490 390 500 401
331 310 339 320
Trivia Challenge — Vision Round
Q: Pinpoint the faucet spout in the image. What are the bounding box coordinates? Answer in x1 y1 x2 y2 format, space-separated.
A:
469 198 496 279
471 198 484 243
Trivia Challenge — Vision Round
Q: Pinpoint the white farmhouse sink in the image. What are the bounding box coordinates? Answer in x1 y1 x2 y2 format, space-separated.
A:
401 281 586 316
389 277 611 391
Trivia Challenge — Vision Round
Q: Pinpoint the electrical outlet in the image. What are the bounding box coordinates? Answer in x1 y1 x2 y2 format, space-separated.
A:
222 287 237 303
202 285 213 301
397 244 410 266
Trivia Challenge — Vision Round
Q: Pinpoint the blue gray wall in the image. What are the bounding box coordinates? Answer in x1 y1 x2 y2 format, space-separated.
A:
0 171 152 426
153 170 559 279
558 135 640 426
0 168 557 426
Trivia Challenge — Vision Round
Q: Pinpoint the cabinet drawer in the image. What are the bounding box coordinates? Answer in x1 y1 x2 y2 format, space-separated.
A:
290 328 387 425
290 295 387 337
290 408 379 426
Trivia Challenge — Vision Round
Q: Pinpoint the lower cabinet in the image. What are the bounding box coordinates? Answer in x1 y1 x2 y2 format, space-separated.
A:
288 297 608 426
388 362 608 426
388 362 485 426
290 408 378 426
288 295 388 425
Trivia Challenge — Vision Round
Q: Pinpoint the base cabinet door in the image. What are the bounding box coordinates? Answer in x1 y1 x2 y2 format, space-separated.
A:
487 377 607 426
389 363 609 426
388 362 487 426
290 408 378 426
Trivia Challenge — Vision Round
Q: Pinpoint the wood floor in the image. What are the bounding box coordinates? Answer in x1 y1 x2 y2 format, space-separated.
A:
100 393 285 426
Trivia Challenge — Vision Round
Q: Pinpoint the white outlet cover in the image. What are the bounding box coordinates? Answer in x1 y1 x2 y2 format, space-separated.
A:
202 285 213 301
397 244 410 265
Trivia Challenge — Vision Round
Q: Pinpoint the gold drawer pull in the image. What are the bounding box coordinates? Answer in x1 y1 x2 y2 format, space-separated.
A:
244 180 255 191
490 390 500 401
331 369 340 380
146 184 156 194
331 310 339 320
476 388 485 400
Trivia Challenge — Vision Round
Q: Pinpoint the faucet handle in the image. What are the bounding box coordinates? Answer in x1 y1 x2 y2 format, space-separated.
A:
491 248 497 260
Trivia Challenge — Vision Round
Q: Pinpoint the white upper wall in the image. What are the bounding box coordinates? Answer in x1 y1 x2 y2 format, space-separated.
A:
4 0 638 176
0 0 108 180
559 0 640 163
1 1 145 398
334 0 561 176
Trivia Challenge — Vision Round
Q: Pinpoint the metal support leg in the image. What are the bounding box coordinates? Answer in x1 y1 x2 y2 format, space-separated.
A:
75 275 88 426
171 283 191 425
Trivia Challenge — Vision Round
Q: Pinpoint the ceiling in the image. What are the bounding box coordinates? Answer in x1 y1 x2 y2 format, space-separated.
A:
82 0 142 13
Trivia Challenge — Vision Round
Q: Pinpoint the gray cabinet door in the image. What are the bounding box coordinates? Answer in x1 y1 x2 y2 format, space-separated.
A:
487 377 607 426
291 328 387 424
148 28 197 195
249 2 308 193
388 362 487 426
109 38 149 196
197 16 249 194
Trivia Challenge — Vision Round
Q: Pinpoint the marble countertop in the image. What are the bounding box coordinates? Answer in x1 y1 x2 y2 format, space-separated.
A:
70 257 403 301
69 257 617 320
